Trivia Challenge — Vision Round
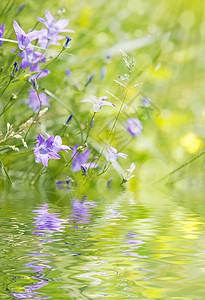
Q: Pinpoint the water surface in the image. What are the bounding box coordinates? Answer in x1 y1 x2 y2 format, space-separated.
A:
0 186 205 299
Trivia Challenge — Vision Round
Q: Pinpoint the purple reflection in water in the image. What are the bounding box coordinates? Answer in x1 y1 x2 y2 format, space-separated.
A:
12 251 52 299
123 231 147 258
12 292 50 299
69 198 96 225
26 261 52 273
32 203 66 239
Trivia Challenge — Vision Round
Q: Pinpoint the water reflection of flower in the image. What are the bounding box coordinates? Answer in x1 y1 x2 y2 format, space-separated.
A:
123 231 147 258
12 204 66 299
69 198 96 225
32 203 66 238
12 292 50 299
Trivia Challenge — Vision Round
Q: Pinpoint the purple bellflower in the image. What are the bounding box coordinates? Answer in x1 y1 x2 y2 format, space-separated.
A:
71 145 98 172
141 97 151 108
13 20 40 50
33 134 72 167
80 95 115 112
26 88 50 112
48 134 73 153
29 64 51 81
105 145 128 163
36 10 74 48
125 118 143 137
0 23 5 47
65 68 72 77
19 45 46 69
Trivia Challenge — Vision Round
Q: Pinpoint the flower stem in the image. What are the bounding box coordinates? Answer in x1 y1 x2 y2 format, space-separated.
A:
153 151 205 184
32 165 45 185
24 90 42 141
0 160 12 185
84 112 96 144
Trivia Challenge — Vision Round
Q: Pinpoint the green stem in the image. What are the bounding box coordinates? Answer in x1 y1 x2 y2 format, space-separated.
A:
36 48 64 80
153 151 205 184
84 112 96 144
0 160 12 185
0 0 13 18
86 88 128 181
24 90 42 141
32 166 45 185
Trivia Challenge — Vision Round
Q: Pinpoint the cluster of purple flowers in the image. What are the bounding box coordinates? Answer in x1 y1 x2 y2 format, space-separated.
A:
9 11 74 112
1 10 150 184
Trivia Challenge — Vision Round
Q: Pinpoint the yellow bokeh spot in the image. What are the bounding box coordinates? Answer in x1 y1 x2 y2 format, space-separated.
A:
147 65 172 80
79 8 92 27
127 87 137 99
180 132 203 154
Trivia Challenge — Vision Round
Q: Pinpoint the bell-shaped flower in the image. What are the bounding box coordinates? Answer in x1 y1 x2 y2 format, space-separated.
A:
80 95 115 112
29 64 51 81
33 134 72 167
13 20 40 50
105 145 128 163
71 145 98 172
50 135 73 152
19 45 46 69
36 10 74 48
26 88 50 112
123 163 135 181
33 134 60 167
125 118 143 137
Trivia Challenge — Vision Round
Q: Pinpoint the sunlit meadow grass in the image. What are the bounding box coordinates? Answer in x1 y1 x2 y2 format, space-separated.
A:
0 0 204 193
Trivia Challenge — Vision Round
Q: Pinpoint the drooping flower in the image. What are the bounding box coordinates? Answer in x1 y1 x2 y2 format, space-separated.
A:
26 88 50 112
36 10 74 48
19 45 46 69
33 134 72 167
71 145 98 172
125 118 143 137
0 23 5 47
105 145 128 163
80 95 115 112
13 20 40 50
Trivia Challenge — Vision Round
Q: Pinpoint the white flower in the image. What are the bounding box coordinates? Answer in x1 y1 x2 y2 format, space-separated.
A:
80 95 115 112
123 163 135 181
